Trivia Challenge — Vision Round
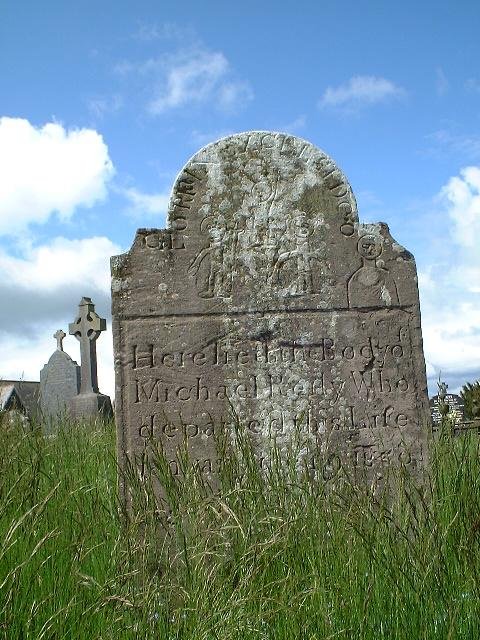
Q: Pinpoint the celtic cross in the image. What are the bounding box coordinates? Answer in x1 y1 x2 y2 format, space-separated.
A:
69 297 106 394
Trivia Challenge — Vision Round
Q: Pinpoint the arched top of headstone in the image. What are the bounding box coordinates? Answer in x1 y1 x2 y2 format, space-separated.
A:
168 131 358 236
112 130 416 316
44 329 78 368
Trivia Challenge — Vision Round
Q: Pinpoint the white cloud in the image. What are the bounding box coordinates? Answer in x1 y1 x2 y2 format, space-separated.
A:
422 303 480 392
319 75 405 112
0 117 114 235
0 235 120 396
419 165 480 392
0 332 66 383
0 236 120 294
122 48 253 115
121 187 170 221
440 166 480 249
149 49 253 115
149 50 229 113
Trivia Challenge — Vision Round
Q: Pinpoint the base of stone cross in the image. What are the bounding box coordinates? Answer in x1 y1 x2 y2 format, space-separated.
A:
69 392 113 420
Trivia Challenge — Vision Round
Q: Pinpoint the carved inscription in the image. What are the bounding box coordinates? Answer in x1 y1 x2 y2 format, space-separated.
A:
121 309 426 484
143 168 201 253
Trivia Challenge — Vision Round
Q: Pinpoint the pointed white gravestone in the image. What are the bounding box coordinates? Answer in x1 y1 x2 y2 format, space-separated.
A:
68 297 113 419
40 328 80 419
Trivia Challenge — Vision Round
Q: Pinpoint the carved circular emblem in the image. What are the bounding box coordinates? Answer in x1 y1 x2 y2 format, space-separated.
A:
357 234 382 260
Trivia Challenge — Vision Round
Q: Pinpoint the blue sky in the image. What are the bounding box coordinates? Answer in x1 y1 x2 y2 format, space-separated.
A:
1 0 479 397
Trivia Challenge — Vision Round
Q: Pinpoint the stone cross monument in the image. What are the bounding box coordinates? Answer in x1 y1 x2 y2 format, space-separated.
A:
68 297 113 419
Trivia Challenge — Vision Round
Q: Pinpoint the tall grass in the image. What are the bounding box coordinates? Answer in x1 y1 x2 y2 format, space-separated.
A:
1 414 480 639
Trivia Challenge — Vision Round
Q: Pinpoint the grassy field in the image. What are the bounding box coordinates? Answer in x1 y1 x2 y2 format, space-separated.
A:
1 416 480 639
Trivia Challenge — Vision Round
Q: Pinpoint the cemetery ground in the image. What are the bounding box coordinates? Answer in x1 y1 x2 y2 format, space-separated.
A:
2 417 480 639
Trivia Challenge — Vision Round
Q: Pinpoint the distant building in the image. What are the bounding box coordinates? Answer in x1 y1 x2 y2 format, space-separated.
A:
0 380 40 419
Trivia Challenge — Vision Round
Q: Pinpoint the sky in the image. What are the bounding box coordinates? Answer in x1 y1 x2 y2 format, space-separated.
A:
1 0 479 399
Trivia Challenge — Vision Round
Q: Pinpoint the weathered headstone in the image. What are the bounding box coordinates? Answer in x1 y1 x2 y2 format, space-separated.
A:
40 329 80 418
111 132 430 506
430 393 465 428
68 297 113 419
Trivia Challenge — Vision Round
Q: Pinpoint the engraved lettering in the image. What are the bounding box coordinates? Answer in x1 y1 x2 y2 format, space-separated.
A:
133 344 154 370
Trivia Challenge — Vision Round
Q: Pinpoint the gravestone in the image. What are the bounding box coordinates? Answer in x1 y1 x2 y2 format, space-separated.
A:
40 329 80 418
111 132 430 507
68 297 113 419
430 393 465 428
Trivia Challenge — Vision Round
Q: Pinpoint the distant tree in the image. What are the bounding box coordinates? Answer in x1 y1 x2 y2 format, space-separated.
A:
460 380 480 420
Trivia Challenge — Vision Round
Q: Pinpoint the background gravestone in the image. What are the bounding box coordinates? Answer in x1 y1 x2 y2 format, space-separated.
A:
40 329 80 419
430 393 465 428
111 132 430 507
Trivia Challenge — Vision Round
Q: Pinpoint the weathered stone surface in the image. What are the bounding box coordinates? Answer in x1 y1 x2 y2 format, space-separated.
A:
111 132 430 504
430 393 465 427
69 392 113 419
40 329 80 418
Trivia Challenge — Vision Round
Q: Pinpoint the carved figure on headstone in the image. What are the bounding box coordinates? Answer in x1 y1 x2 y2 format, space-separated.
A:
272 212 327 295
68 297 113 419
40 328 80 420
347 232 399 308
190 164 280 298
240 159 278 256
189 215 238 298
